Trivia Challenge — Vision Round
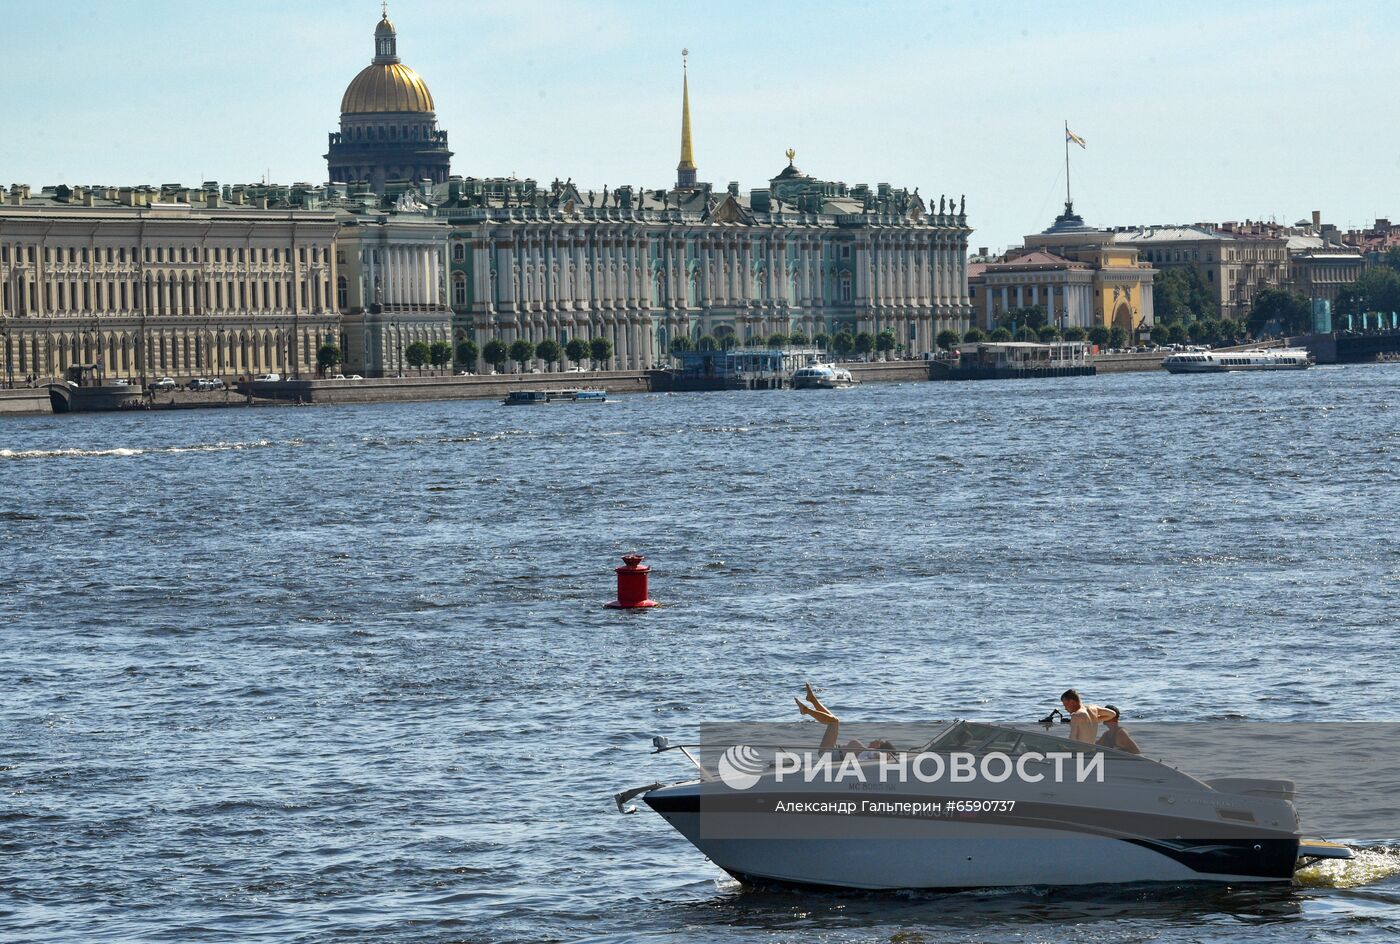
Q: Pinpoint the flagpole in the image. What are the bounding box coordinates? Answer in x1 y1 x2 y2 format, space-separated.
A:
1064 119 1072 210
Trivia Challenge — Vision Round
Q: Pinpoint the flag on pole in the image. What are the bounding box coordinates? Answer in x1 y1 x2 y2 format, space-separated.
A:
1065 127 1087 149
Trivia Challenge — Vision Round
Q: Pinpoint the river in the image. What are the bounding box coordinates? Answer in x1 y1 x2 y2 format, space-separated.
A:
3 365 1398 942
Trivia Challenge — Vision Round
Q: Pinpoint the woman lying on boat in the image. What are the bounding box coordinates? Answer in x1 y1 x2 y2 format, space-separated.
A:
795 682 896 759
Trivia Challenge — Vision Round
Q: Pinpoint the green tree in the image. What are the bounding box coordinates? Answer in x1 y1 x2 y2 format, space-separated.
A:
1187 320 1211 343
832 331 855 358
1216 318 1243 343
1166 323 1187 345
1062 326 1087 342
718 333 738 351
316 343 341 375
667 336 693 357
696 334 718 351
812 332 831 350
1336 267 1400 323
509 338 535 371
1149 324 1169 346
962 327 987 343
874 329 897 357
405 341 430 373
535 338 563 370
767 332 788 348
989 327 1013 342
1087 325 1110 347
482 338 509 373
1247 289 1312 337
429 340 453 371
997 304 1047 332
853 331 874 357
1153 266 1218 323
936 329 961 351
1038 325 1061 343
1108 326 1129 349
589 336 614 365
565 337 590 365
1014 326 1039 342
456 339 479 371
788 330 810 346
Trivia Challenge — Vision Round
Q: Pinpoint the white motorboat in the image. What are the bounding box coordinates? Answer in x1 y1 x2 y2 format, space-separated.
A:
792 361 856 389
1162 348 1312 373
616 719 1351 891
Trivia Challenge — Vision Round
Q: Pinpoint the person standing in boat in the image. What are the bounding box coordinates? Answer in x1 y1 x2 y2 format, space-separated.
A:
1060 689 1117 744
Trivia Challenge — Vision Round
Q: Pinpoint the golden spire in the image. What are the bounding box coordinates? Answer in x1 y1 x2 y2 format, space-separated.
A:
677 49 697 187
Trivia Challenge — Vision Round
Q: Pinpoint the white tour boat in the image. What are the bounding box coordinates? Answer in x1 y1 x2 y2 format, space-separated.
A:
1162 348 1312 374
792 361 857 389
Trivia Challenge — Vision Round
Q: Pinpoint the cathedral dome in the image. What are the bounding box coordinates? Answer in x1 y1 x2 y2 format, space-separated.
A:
340 9 436 114
340 62 435 114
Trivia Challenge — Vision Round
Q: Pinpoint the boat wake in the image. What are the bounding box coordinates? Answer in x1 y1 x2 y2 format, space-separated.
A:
1296 845 1400 888
0 439 292 460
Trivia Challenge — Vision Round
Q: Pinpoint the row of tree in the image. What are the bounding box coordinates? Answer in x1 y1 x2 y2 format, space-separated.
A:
458 336 618 373
669 329 904 358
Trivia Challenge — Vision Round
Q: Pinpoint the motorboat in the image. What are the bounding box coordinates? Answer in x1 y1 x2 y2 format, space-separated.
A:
502 388 607 405
1162 348 1312 373
615 719 1352 890
791 360 856 390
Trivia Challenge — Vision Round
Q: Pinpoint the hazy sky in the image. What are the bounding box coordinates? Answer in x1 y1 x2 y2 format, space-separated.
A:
6 0 1399 251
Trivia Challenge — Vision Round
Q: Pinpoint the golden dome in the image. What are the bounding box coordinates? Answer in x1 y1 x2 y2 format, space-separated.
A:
340 62 435 114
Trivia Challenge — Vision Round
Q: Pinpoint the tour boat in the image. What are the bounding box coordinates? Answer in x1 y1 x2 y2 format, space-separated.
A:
616 719 1351 891
1162 348 1312 374
502 388 607 405
791 361 857 389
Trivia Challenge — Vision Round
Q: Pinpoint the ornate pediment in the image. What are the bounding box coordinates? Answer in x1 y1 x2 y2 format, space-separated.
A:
703 193 752 225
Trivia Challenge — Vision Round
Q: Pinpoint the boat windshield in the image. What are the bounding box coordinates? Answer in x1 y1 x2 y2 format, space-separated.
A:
922 720 1105 757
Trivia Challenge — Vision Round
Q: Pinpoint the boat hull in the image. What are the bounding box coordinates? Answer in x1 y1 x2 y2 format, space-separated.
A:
643 786 1299 890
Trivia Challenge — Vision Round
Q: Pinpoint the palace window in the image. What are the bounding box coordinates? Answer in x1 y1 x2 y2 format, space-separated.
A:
453 274 466 306
337 276 348 309
453 243 465 262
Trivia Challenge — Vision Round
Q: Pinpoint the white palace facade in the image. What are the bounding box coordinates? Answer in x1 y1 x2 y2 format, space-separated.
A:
0 183 338 383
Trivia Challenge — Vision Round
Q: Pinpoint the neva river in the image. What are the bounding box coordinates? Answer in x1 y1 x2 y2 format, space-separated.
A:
3 366 1399 943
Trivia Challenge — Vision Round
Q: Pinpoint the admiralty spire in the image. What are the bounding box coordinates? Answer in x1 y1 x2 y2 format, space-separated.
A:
325 5 452 191
676 49 697 190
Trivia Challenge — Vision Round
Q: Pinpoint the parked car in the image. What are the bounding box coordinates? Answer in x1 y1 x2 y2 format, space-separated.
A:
151 377 176 391
111 378 130 386
347 374 363 380
328 373 347 380
252 373 281 382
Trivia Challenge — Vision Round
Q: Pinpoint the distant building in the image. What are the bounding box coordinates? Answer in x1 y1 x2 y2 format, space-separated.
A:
1286 236 1364 306
969 203 1155 337
333 194 452 377
325 10 452 192
1116 212 1366 317
0 183 338 384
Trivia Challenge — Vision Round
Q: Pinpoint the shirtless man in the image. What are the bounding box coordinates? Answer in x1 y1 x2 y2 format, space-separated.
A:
1060 688 1117 744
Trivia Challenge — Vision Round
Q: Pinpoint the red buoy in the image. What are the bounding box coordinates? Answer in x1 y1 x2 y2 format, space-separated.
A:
605 553 660 609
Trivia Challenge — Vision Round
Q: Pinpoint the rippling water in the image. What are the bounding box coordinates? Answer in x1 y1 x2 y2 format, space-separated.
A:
3 366 1399 943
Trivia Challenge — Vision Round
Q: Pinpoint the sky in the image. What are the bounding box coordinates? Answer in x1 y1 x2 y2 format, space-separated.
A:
5 0 1400 252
